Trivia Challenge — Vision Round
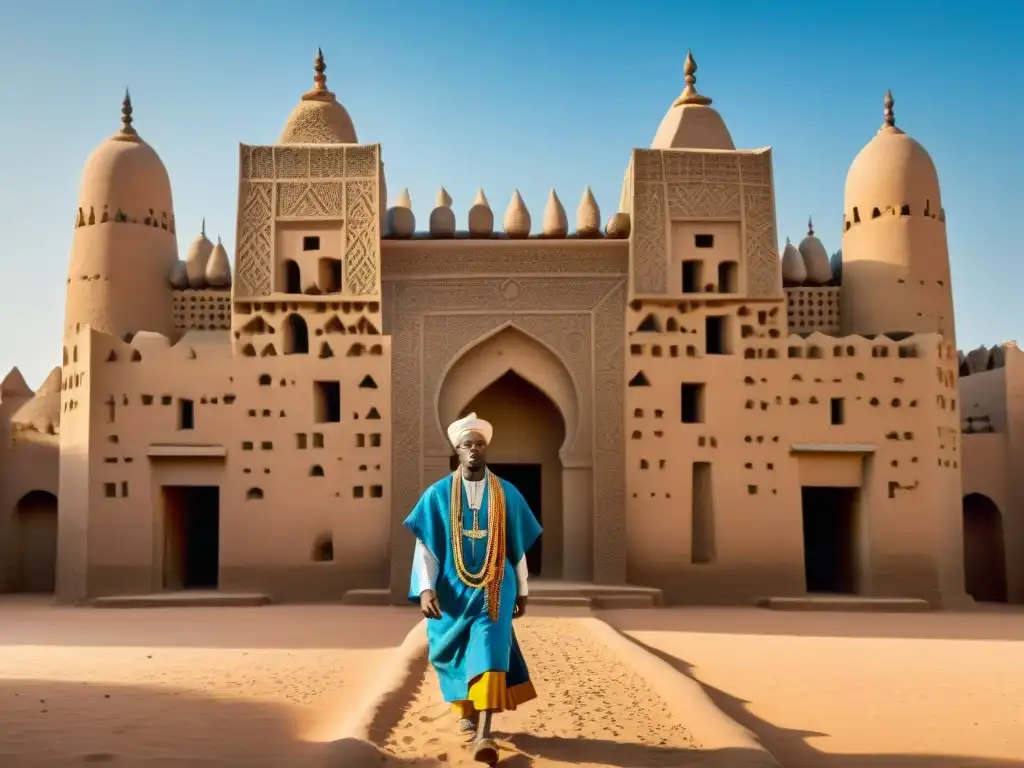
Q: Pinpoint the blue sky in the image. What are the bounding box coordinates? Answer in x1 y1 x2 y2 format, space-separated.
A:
0 0 1020 388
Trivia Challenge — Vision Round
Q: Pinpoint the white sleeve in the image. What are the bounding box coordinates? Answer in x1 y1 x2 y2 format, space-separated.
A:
514 555 530 596
412 539 439 594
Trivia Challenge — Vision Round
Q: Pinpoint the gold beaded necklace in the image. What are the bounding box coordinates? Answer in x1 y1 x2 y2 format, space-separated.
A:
449 468 506 621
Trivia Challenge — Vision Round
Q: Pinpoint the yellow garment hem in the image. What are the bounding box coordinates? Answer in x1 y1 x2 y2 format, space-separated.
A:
451 671 537 717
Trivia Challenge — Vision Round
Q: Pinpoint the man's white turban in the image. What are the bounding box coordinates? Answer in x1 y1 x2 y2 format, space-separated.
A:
447 412 493 449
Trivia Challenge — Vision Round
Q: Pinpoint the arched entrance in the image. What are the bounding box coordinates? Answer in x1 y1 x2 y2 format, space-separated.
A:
437 326 579 579
15 490 58 592
962 493 1008 603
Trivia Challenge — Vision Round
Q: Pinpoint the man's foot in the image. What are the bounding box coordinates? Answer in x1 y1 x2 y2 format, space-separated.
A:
458 715 477 740
472 737 499 765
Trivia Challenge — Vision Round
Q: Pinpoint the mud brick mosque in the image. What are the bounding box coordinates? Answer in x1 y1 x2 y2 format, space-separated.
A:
0 50 1018 607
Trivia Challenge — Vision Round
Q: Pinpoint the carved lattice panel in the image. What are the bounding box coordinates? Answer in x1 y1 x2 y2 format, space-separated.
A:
345 180 380 295
632 182 668 294
234 182 273 297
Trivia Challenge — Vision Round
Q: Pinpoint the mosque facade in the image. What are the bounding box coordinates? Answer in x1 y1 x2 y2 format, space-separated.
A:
0 51 1017 607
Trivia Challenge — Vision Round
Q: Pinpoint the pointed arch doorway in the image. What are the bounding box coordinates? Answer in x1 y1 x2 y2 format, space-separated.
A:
437 325 582 580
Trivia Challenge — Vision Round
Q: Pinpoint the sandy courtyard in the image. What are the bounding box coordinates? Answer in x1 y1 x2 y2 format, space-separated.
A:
604 606 1024 768
0 597 420 767
3 599 1024 767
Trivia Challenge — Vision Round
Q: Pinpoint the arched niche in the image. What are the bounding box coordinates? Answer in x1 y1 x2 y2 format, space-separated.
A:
962 493 1008 603
436 324 579 456
436 324 584 579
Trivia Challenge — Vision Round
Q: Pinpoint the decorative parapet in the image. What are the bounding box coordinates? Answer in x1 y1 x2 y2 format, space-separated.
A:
383 187 630 241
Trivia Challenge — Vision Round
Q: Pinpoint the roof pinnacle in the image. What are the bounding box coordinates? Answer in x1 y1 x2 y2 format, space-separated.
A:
313 47 327 92
201 217 206 237
674 50 713 107
883 89 896 129
120 88 136 136
807 216 814 236
301 47 334 102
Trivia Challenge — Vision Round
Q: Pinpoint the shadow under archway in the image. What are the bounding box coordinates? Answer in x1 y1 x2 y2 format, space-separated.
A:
451 370 566 578
963 492 1008 603
14 490 57 593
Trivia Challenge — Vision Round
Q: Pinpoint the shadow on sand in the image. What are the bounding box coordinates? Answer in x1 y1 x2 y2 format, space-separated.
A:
610 628 1024 768
0 598 419 650
600 603 1024 642
0 677 341 767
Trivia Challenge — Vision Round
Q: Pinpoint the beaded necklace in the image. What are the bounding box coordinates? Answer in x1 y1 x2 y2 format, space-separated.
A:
448 468 506 622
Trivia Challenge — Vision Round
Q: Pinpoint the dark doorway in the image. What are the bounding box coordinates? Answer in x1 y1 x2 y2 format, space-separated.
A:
493 463 543 576
801 486 858 594
447 459 544 576
163 486 220 590
962 493 1008 603
15 490 58 592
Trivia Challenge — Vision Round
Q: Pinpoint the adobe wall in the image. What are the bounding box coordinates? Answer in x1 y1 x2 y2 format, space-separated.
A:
624 303 963 604
383 239 628 600
56 323 392 602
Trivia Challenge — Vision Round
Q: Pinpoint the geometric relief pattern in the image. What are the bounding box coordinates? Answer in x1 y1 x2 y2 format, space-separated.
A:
632 182 668 294
387 256 628 592
667 182 741 219
234 182 273 297
629 147 781 299
742 186 781 297
277 182 345 218
345 179 380 296
237 144 382 298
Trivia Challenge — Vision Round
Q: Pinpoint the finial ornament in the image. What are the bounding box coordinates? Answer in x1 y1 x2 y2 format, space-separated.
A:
201 217 206 237
120 88 136 135
313 47 327 91
302 48 334 101
807 216 814 236
674 50 713 107
883 89 895 129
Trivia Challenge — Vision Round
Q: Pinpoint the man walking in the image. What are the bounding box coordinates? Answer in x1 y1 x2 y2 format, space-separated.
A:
404 412 542 765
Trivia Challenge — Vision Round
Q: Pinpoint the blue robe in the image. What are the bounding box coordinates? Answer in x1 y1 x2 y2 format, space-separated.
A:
404 471 542 704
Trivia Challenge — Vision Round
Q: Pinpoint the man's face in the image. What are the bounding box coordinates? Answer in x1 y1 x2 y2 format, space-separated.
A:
456 431 488 472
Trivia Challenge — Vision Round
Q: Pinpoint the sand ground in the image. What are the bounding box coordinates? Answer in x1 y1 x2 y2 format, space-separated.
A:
3 598 1023 767
0 596 419 767
603 605 1024 768
380 616 698 767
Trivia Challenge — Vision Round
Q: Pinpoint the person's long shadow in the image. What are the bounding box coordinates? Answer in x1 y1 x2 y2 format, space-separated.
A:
625 638 1024 768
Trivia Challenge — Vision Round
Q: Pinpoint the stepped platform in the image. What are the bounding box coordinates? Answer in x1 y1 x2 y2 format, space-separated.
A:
757 595 931 613
91 590 271 608
343 580 664 609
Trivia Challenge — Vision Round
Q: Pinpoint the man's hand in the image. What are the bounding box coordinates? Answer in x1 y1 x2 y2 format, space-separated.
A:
513 596 528 619
420 589 442 620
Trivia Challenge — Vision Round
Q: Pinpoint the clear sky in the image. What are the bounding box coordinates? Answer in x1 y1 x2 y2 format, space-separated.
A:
0 0 1020 389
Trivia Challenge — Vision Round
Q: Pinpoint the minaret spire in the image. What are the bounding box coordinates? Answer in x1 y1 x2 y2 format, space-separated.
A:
807 216 814 236
120 88 136 136
201 217 206 237
674 50 713 107
883 89 896 129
